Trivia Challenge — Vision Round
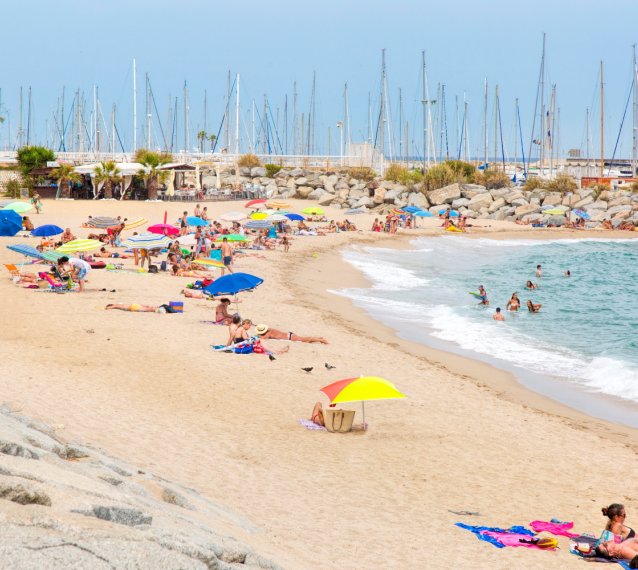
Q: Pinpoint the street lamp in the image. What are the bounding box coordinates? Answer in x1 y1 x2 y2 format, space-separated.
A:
336 121 344 166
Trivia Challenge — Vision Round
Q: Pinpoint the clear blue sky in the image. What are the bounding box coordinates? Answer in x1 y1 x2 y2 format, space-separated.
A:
2 0 637 160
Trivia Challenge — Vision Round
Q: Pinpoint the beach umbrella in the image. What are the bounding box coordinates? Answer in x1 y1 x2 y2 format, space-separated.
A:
301 207 324 215
148 223 180 236
124 217 148 230
186 216 209 226
193 258 225 269
438 209 459 217
285 213 305 221
7 244 46 260
220 211 246 222
203 272 264 296
250 212 269 220
320 376 406 430
392 208 408 216
344 208 366 215
573 209 591 220
245 220 273 230
121 233 171 250
56 239 102 253
543 208 565 216
3 201 32 214
172 234 197 246
267 213 288 222
215 234 247 242
267 201 290 210
31 224 64 237
413 210 434 217
403 206 423 214
87 216 120 228
0 210 27 236
245 199 266 208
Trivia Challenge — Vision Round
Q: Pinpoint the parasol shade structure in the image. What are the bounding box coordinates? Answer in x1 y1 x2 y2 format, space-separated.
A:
148 223 180 236
203 272 263 296
249 212 269 220
267 213 288 222
7 244 62 262
245 220 273 229
267 201 290 210
121 233 172 250
0 210 23 236
31 224 64 237
87 216 120 229
301 207 324 216
220 211 247 222
413 210 434 217
55 239 102 253
3 201 33 214
344 208 366 215
215 234 247 242
124 217 148 230
193 258 225 269
285 213 306 221
186 216 209 227
320 376 406 430
438 209 459 217
543 208 565 216
245 199 267 208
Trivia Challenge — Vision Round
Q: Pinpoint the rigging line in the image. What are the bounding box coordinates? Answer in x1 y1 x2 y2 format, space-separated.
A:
113 121 127 153
607 76 634 175
517 103 527 178
497 95 506 169
148 79 168 151
458 110 465 160
211 76 237 153
266 102 284 155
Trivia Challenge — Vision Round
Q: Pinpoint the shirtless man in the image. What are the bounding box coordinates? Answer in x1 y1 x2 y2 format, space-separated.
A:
255 324 328 344
493 307 505 321
535 264 543 278
596 537 638 565
220 237 234 275
60 228 76 243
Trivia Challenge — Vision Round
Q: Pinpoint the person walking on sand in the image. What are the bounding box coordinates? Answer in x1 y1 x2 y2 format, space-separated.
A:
221 237 234 275
493 307 505 321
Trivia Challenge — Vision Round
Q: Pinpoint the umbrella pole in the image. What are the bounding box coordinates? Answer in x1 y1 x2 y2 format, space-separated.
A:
362 401 366 431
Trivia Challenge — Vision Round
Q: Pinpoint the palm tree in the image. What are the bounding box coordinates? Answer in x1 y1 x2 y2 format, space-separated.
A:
93 161 122 199
50 163 81 199
197 130 207 153
134 149 172 200
209 134 217 152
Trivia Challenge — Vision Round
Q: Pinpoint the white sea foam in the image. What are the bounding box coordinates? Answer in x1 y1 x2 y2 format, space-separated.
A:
341 251 428 291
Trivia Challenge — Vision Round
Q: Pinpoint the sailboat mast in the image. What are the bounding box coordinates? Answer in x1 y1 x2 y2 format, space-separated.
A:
514 98 518 179
344 82 351 157
421 51 426 172
494 85 499 170
586 108 591 172
379 50 386 163
26 87 32 146
539 33 546 175
633 44 638 176
184 81 189 153
235 73 240 155
111 104 116 155
398 87 403 162
133 58 137 152
600 60 604 176
549 85 556 177
18 87 23 148
483 79 488 168
225 70 231 151
146 75 151 149
292 83 298 154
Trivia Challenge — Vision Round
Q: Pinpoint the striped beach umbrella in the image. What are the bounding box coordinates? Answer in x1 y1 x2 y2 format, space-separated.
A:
121 233 171 250
87 216 120 228
56 239 102 253
245 220 272 230
124 217 148 230
7 244 47 259
267 213 288 222
193 258 225 268
3 201 33 214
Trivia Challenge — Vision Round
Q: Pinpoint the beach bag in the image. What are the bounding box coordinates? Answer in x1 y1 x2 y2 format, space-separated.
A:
234 344 253 354
324 408 355 433
148 264 158 274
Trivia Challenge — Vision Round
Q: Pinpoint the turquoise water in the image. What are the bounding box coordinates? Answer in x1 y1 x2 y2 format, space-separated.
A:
338 237 638 411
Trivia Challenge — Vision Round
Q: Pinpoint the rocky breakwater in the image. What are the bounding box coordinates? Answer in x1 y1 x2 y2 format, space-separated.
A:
222 166 638 227
0 405 279 569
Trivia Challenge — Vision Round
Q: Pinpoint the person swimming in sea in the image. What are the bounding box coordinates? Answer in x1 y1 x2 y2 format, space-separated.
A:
536 264 543 278
478 285 489 305
493 307 505 321
525 280 537 290
506 292 520 311
527 300 542 313
564 269 571 277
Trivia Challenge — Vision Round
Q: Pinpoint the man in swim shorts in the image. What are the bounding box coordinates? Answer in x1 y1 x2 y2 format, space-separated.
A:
221 237 234 276
493 307 505 321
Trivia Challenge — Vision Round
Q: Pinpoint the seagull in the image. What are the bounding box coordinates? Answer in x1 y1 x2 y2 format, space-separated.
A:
301 367 314 373
325 363 336 370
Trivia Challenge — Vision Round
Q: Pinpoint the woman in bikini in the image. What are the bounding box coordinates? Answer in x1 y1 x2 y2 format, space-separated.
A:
602 503 635 542
527 300 542 313
506 292 520 311
255 324 328 344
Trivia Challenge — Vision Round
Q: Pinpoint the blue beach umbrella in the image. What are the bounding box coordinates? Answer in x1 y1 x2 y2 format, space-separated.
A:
573 209 591 220
31 224 64 237
285 213 305 221
403 206 422 214
413 210 434 217
204 272 264 296
186 216 209 226
245 220 272 229
7 244 45 259
0 210 22 236
438 209 460 217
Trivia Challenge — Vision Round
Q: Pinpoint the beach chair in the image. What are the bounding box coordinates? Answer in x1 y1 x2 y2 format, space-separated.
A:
3 264 21 282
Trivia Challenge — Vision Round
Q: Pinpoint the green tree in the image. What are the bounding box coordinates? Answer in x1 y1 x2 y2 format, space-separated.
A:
134 148 172 200
50 163 81 199
209 133 217 151
16 146 55 177
197 131 207 153
94 161 122 199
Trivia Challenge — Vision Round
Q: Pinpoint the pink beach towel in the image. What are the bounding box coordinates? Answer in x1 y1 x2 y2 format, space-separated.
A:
530 520 580 538
481 531 547 549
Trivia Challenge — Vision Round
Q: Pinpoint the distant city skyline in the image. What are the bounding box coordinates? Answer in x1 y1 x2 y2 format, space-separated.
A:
2 0 638 161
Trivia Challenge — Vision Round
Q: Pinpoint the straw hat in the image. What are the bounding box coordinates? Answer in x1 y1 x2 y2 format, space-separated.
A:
255 324 269 335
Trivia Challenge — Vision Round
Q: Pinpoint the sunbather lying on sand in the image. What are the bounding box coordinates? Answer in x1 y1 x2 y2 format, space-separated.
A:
170 265 207 277
106 303 169 313
595 538 638 566
310 402 325 426
181 289 210 299
255 324 328 344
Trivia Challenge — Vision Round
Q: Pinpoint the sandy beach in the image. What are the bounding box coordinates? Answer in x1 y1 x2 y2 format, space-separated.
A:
1 198 637 569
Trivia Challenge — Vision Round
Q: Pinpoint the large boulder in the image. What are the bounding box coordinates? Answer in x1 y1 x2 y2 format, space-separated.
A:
504 191 524 204
407 192 428 207
373 187 386 204
427 183 461 205
522 213 544 223
545 215 566 226
335 180 350 191
584 201 607 212
250 167 266 178
489 188 510 199
452 198 470 209
515 204 540 217
606 204 632 217
488 197 506 213
318 193 336 206
572 195 594 209
510 197 529 207
349 188 366 201
296 186 314 199
607 196 632 207
489 206 515 220
355 196 373 208
288 168 304 177
308 188 327 200
461 184 488 199
294 177 308 186
541 192 562 206
468 193 494 210
383 189 400 203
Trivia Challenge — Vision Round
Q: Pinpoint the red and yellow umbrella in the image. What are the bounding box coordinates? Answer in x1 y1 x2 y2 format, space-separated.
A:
320 376 405 429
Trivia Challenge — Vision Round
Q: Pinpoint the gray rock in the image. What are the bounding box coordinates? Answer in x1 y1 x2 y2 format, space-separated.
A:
452 198 470 209
546 215 566 226
467 193 493 210
407 192 428 207
162 488 194 510
296 186 314 199
294 177 308 186
584 200 607 212
73 506 153 527
461 184 488 199
489 188 510 199
383 189 400 203
578 188 594 199
0 483 51 506
373 187 386 204
504 191 524 204
288 168 304 177
510 198 529 207
606 204 632 217
250 167 266 178
349 188 366 201
335 180 350 191
522 213 544 223
0 442 39 460
318 193 335 206
540 192 562 206
488 198 506 213
515 204 540 217
427 183 461 205
308 188 326 200
355 197 373 208
572 195 594 209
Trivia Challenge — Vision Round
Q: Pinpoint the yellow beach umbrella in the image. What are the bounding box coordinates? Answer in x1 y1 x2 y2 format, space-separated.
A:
267 201 290 210
56 239 102 253
320 376 405 430
250 212 268 220
124 217 148 230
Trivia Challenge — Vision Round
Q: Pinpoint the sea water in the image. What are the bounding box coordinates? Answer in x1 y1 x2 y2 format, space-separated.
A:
337 237 638 425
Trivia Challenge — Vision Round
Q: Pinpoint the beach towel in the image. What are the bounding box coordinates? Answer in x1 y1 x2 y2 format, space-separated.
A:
298 419 327 431
530 520 579 538
455 523 534 549
481 531 553 549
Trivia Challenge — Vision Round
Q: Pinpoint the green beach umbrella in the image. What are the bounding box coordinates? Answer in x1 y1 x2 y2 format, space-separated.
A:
216 234 248 242
301 207 324 216
56 239 102 253
3 201 33 214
